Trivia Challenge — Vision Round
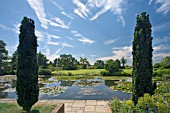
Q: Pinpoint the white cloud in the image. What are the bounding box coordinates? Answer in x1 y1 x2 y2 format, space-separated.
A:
61 11 74 19
67 37 74 40
73 0 90 19
27 0 48 29
90 54 97 57
117 15 125 27
71 30 95 44
89 0 127 21
149 0 153 5
55 47 64 55
104 38 119 45
62 43 74 48
27 0 70 29
153 45 169 52
71 30 78 34
0 24 11 30
50 0 64 11
97 45 132 65
78 37 95 44
48 41 59 45
155 0 170 14
47 34 61 39
52 17 70 29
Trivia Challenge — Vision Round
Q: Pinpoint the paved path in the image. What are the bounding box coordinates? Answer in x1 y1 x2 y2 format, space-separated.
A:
64 100 112 113
0 99 112 113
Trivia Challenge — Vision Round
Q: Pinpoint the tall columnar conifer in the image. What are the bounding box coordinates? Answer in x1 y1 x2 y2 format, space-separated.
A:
132 12 153 105
16 17 39 111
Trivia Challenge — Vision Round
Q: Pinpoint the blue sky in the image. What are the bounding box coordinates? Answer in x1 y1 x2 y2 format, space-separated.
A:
0 0 170 65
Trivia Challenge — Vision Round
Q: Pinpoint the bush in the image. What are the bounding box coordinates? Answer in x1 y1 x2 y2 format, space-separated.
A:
100 70 110 76
110 98 121 113
110 93 170 113
87 66 95 69
39 69 52 75
68 72 72 76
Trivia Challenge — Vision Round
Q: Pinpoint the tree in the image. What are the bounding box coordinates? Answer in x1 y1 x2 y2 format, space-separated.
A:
11 50 18 72
37 52 48 68
80 57 90 69
105 59 119 74
132 12 153 105
121 57 127 69
58 54 78 70
0 40 8 75
16 17 39 111
160 56 170 69
94 60 104 69
115 59 121 68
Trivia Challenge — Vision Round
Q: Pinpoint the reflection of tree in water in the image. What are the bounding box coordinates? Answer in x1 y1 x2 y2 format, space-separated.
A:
105 80 118 87
11 79 16 88
75 80 102 87
60 80 75 87
0 91 7 98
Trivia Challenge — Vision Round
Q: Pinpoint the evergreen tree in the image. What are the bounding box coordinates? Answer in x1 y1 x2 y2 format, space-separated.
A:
0 40 8 75
132 12 153 105
16 17 39 111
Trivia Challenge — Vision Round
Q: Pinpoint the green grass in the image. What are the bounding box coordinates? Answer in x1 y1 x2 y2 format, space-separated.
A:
53 75 94 80
0 103 56 113
52 69 105 75
98 76 130 80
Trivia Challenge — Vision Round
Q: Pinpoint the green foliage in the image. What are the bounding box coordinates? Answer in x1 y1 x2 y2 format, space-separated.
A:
132 12 153 105
80 57 90 69
121 57 127 69
11 50 18 73
16 17 39 112
37 52 48 68
94 60 104 69
110 82 132 93
110 98 122 113
110 93 170 113
160 56 170 69
0 40 8 75
56 54 78 70
154 63 161 68
100 70 110 76
105 59 119 74
38 68 52 75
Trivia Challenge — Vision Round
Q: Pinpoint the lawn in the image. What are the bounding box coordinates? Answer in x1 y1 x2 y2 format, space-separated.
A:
0 102 56 113
52 69 105 75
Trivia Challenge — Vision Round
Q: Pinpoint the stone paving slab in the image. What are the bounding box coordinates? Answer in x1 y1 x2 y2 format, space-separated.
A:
0 99 112 113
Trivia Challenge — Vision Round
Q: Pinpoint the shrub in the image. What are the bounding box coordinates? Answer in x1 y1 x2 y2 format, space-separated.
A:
110 98 121 113
39 69 52 75
68 72 72 76
100 70 110 76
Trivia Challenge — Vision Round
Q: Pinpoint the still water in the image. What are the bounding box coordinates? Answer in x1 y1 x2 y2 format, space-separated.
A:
0 76 131 100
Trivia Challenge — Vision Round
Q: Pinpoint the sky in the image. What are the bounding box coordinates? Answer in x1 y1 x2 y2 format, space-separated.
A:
0 0 170 65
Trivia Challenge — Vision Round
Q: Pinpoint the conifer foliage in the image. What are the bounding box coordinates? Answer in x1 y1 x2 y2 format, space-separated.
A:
132 12 153 105
16 17 39 111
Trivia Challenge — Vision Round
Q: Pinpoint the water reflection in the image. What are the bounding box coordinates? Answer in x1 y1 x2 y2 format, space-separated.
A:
0 76 131 100
105 80 118 87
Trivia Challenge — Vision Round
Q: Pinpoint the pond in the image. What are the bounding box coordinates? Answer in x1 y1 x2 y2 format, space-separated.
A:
0 75 131 100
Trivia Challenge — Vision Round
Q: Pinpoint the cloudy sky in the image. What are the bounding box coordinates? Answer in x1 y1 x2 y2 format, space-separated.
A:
0 0 170 65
